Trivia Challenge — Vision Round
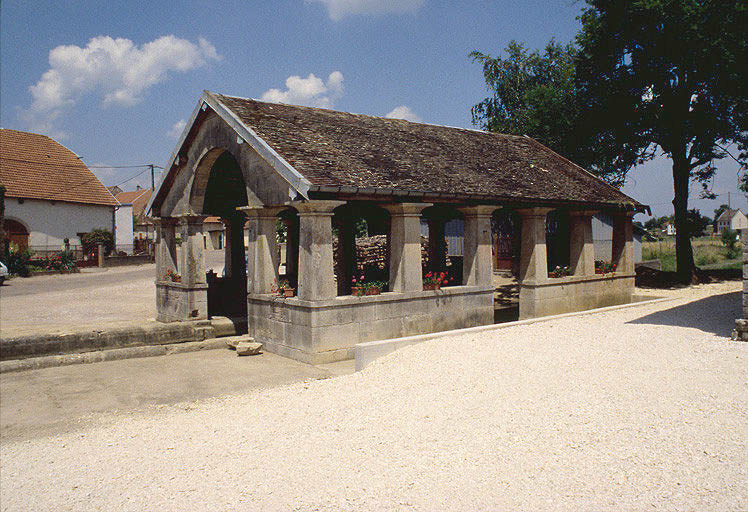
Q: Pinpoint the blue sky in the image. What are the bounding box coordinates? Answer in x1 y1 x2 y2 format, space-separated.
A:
1 0 744 218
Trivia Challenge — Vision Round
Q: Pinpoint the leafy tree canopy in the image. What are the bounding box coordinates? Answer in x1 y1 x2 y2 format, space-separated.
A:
575 0 747 280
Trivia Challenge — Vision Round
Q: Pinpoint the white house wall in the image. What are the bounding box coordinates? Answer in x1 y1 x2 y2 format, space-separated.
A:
5 197 114 250
114 204 134 254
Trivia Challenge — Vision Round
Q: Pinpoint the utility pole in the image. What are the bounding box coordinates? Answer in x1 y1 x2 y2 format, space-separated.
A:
149 164 155 190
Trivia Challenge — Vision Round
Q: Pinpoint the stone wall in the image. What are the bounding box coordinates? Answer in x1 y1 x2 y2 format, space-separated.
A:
247 286 494 364
519 273 635 320
156 282 209 322
333 234 452 277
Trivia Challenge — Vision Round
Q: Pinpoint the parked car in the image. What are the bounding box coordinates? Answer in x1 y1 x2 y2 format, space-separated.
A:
0 261 8 285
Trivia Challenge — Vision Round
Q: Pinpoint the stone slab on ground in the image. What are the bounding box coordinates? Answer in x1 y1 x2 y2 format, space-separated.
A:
236 341 262 356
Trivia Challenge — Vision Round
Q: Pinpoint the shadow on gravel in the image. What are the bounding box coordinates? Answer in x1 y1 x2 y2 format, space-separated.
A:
627 291 740 338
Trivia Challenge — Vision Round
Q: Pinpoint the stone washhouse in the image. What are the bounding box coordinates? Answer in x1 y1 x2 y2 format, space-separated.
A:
147 91 647 363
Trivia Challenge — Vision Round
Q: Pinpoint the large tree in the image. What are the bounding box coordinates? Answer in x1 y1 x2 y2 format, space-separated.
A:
575 0 747 281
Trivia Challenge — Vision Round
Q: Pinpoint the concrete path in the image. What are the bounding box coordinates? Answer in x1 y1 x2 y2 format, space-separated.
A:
0 347 354 442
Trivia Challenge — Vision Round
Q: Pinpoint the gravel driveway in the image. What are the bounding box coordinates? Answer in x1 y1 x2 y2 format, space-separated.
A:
1 281 745 511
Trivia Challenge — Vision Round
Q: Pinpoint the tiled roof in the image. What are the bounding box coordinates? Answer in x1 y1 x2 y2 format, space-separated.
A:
0 129 118 206
116 188 152 216
213 93 642 210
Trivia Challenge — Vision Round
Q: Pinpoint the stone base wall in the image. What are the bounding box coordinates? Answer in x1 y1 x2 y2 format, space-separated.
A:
247 286 494 364
156 281 209 322
519 273 635 320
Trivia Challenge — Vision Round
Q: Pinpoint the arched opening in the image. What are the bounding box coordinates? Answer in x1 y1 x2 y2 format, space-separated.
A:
197 150 250 321
3 219 29 252
332 203 391 296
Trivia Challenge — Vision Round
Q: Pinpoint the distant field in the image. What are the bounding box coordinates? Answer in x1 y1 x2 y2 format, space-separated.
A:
642 236 740 272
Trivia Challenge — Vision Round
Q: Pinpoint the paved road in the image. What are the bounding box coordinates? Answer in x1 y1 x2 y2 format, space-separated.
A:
0 250 226 337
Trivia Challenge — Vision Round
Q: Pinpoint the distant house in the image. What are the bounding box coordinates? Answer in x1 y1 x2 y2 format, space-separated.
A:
716 208 747 235
0 129 119 255
664 223 676 236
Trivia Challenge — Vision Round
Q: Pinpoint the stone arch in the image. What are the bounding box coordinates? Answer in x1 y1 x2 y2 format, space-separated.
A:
158 113 291 217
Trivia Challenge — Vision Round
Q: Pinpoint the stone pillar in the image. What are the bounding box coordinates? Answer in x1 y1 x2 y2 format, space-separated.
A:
154 217 178 280
517 208 552 282
334 216 357 296
612 212 635 274
179 215 207 287
97 244 105 268
427 217 447 272
292 201 344 301
459 206 496 287
382 203 431 293
241 207 283 294
569 211 596 276
221 218 233 277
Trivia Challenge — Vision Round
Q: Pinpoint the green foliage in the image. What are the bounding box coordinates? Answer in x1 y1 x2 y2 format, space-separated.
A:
721 228 739 258
575 0 748 279
6 248 32 277
80 229 114 256
470 41 598 181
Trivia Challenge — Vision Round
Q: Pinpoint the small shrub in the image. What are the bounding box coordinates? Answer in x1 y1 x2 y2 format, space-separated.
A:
721 228 740 259
80 229 114 256
6 248 32 277
40 250 77 271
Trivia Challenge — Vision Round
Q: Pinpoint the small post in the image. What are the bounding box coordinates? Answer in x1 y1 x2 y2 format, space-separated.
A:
97 244 105 268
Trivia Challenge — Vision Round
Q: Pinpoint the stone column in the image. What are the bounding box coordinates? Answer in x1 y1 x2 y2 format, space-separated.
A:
569 210 596 276
612 212 635 274
291 201 344 301
221 218 233 277
517 208 552 282
179 215 207 287
382 203 431 293
241 207 283 294
334 216 357 296
154 217 178 280
427 217 447 272
459 206 497 287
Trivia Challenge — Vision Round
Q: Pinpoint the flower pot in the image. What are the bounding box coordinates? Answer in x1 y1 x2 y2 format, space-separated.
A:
351 286 364 296
283 288 296 297
365 287 381 296
423 282 441 291
171 276 181 283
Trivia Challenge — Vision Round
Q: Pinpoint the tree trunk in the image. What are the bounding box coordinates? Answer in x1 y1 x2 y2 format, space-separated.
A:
671 155 696 283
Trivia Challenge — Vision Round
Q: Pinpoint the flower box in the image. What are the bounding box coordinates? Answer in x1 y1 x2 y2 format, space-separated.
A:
283 288 296 297
423 282 441 291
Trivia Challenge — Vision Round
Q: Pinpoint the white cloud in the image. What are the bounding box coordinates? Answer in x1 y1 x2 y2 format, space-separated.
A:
307 0 425 20
167 119 187 138
385 105 422 122
22 35 220 135
261 71 344 108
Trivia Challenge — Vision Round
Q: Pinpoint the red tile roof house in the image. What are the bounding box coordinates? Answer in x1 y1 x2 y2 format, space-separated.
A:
0 129 119 257
115 187 154 254
147 91 647 364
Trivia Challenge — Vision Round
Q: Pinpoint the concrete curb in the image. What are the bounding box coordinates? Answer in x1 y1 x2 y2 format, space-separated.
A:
0 338 227 374
354 296 673 371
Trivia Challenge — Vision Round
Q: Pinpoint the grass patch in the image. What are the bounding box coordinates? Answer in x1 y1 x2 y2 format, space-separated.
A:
642 236 738 272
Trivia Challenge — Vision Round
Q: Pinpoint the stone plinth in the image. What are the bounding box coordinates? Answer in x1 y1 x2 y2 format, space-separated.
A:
156 281 209 322
247 286 494 364
519 272 635 320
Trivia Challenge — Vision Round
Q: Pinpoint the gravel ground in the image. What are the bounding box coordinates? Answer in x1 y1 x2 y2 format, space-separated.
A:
1 281 746 511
